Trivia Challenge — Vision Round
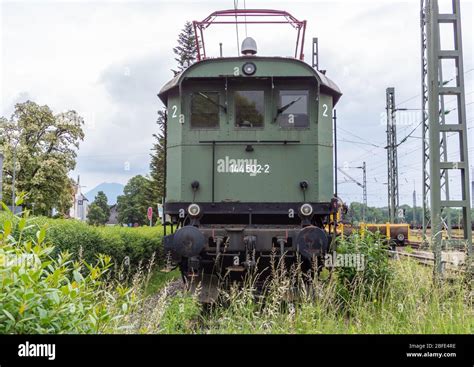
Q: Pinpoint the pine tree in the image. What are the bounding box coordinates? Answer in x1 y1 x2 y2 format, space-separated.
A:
149 110 166 205
148 21 198 207
172 21 198 75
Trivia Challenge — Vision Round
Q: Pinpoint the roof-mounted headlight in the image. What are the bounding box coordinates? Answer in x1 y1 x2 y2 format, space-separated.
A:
242 62 256 76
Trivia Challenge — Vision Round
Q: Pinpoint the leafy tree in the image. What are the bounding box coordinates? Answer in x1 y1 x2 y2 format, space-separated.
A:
346 202 388 224
116 175 152 226
0 101 84 215
56 177 76 218
172 21 198 75
87 191 110 226
87 204 107 226
94 191 110 218
344 203 474 229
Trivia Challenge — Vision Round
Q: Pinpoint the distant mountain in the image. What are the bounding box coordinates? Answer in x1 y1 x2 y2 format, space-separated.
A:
85 183 124 205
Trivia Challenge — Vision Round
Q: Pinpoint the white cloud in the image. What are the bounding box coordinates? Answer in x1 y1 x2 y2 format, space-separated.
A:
1 0 473 206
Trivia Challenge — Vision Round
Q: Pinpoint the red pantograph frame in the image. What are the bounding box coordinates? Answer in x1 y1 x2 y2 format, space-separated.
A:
193 9 307 61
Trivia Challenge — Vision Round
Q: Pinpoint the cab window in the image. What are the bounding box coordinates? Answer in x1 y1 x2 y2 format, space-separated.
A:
234 90 264 128
191 92 220 128
277 90 309 128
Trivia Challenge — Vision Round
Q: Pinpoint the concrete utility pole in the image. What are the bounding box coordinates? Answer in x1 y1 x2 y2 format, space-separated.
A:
422 0 472 275
386 87 399 223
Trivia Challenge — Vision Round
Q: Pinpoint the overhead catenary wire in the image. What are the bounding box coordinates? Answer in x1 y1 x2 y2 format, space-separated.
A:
341 88 472 162
393 120 423 148
337 126 383 148
340 119 472 205
385 94 473 149
341 106 471 176
394 67 474 108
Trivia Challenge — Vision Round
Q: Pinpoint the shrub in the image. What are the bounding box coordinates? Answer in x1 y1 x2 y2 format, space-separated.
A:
96 226 162 268
0 209 142 333
334 232 392 304
0 212 163 270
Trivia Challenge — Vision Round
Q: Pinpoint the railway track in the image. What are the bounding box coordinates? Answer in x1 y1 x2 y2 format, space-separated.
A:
390 245 467 273
405 241 422 249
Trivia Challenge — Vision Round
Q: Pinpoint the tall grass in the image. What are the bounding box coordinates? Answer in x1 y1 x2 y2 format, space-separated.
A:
132 259 471 334
127 234 473 334
2 205 471 334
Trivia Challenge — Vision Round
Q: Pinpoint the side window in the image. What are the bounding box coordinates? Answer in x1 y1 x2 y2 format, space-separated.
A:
191 92 219 128
277 90 309 128
234 90 264 128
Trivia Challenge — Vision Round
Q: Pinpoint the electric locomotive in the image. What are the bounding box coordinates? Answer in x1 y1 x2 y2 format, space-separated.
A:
159 9 342 294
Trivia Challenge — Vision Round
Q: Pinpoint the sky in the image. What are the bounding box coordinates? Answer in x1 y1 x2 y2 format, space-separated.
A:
0 0 473 207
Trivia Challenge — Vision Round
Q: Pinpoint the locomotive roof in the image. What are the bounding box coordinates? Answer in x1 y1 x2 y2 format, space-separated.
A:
158 56 342 105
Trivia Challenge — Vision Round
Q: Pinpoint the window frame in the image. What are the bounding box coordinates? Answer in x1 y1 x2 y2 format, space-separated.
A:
189 91 222 130
276 89 310 129
233 89 266 130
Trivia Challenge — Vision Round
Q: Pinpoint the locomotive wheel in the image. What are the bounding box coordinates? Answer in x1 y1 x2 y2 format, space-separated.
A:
295 226 329 261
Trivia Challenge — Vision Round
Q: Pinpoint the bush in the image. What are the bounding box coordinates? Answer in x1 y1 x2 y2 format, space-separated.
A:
0 212 163 270
96 226 162 268
335 232 392 304
0 209 142 333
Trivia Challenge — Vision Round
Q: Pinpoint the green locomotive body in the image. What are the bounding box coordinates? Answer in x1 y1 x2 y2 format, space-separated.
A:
159 11 341 289
160 57 340 204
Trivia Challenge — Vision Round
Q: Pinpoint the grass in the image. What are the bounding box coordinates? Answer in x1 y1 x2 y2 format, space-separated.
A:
3 207 471 334
144 269 181 296
125 258 473 334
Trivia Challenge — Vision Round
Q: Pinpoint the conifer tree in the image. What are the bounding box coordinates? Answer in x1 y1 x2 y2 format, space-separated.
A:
149 110 166 205
172 21 198 75
149 21 198 206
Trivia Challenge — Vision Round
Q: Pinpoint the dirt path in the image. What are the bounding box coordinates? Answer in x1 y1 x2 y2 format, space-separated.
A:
146 278 185 309
125 278 185 333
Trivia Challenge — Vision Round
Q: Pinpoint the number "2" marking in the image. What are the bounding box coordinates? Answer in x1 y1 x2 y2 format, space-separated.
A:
171 105 185 124
322 104 329 117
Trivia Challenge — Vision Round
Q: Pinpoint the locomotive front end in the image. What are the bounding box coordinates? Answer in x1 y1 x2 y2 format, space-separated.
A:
158 10 342 295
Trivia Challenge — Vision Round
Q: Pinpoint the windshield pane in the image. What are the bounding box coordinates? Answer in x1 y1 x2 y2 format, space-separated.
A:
191 92 219 128
235 90 264 128
278 90 309 128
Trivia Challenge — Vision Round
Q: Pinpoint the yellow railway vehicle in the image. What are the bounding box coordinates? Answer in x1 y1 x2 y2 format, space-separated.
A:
359 223 410 246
